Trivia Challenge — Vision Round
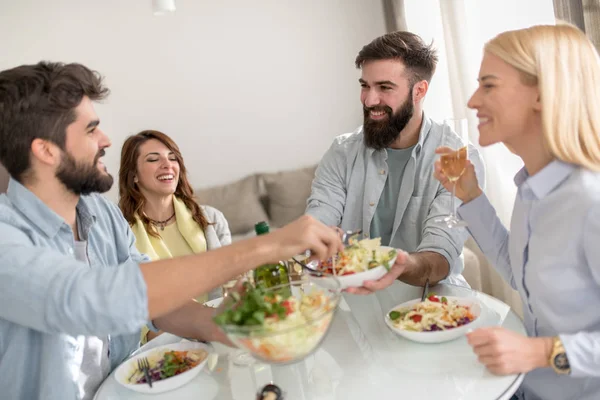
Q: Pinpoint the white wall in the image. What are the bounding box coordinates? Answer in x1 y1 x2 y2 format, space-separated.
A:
0 0 387 201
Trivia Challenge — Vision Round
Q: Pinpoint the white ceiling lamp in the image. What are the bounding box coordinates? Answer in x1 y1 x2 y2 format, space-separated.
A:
152 0 176 16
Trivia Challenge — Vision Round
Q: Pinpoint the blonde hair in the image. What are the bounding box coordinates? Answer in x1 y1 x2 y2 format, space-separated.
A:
485 24 600 170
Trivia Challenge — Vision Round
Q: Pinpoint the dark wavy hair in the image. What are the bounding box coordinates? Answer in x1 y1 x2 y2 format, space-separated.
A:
0 61 109 182
118 130 210 238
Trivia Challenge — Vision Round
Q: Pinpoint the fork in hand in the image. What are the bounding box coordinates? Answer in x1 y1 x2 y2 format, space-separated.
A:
298 229 364 275
137 357 153 388
339 228 363 246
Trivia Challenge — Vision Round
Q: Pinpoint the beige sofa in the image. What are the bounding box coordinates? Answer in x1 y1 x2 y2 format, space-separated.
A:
196 165 482 291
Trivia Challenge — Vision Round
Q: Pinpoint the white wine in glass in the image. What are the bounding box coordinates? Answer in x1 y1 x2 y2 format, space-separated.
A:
440 146 468 182
434 118 469 228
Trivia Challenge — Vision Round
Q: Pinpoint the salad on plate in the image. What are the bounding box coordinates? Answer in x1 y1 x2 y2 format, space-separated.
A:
316 237 397 276
388 294 476 332
128 349 208 384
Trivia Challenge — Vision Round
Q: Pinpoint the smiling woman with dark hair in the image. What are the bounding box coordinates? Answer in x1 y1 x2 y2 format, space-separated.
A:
119 130 231 342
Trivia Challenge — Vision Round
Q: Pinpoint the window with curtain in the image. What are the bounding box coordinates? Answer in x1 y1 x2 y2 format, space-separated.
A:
389 0 555 224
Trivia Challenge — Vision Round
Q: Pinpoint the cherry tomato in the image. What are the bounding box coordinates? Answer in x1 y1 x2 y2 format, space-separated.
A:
411 314 422 322
281 300 294 315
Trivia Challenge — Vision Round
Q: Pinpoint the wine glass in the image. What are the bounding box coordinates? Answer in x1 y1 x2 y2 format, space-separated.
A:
434 118 469 228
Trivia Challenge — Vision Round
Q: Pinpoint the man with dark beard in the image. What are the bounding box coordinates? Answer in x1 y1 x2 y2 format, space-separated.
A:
0 62 343 400
306 31 485 293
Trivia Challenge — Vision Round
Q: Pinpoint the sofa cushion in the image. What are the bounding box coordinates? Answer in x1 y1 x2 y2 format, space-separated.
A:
196 174 269 235
262 165 317 228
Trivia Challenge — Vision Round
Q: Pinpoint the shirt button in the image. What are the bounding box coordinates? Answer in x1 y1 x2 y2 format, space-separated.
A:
380 169 385 175
68 248 74 255
369 202 375 206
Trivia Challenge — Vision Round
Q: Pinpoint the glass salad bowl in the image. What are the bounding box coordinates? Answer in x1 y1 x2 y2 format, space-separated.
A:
214 275 341 365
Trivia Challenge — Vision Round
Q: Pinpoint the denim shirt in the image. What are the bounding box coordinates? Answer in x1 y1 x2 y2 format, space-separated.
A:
459 161 600 400
306 114 485 285
0 179 150 400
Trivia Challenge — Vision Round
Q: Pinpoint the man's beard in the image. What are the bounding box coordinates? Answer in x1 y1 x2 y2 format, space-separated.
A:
55 149 114 195
363 96 414 150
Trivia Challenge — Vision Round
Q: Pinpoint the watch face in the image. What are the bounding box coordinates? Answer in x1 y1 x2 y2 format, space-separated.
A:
554 353 570 370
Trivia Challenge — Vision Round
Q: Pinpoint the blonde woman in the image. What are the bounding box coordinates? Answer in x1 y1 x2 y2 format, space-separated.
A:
434 24 600 400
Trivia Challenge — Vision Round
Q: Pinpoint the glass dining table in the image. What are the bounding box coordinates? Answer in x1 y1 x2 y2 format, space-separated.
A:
94 281 525 400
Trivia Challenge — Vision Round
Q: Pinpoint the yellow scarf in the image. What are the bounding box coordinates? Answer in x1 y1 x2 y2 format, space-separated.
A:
131 196 207 260
132 196 208 344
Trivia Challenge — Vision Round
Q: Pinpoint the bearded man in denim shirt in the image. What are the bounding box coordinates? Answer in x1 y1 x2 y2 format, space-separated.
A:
307 31 485 293
0 62 343 400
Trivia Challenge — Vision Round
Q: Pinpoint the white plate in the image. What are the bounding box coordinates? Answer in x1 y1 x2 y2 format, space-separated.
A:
384 296 482 344
310 246 397 289
114 341 212 394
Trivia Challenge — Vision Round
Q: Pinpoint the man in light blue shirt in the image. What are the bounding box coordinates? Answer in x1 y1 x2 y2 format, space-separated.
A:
0 62 343 400
307 31 485 291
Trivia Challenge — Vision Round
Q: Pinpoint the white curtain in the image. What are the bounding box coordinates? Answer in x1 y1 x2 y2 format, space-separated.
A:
384 0 556 315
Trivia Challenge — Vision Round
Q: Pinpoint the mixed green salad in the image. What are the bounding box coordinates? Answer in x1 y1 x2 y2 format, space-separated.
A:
213 282 334 362
213 283 292 327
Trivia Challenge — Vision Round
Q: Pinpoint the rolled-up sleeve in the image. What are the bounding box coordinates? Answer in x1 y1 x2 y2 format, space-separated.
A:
305 140 347 227
0 222 149 337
